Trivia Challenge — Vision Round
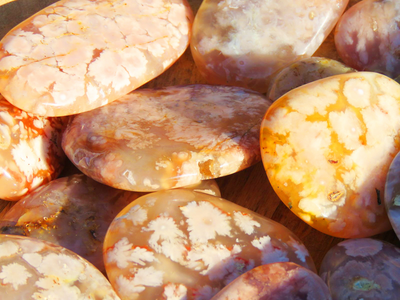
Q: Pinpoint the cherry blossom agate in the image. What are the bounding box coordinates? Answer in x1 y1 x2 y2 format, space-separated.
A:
0 95 65 201
0 234 121 299
320 238 400 300
190 0 349 93
103 189 316 300
0 0 193 116
62 85 270 192
211 262 332 300
267 57 355 102
335 0 400 78
261 72 398 238
384 151 400 240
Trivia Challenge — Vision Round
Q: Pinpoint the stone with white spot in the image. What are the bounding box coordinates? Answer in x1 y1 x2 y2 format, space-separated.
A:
62 85 270 192
0 0 193 116
103 189 315 300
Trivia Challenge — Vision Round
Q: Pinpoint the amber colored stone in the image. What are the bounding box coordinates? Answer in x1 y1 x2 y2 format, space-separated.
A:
261 72 397 238
212 262 332 300
0 234 120 299
267 57 355 102
62 85 270 192
384 151 400 240
0 95 65 201
320 238 400 300
103 189 316 300
335 0 400 78
190 0 349 93
0 0 193 116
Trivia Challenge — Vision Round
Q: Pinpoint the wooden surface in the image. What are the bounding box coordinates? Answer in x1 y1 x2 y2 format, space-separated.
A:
0 0 399 273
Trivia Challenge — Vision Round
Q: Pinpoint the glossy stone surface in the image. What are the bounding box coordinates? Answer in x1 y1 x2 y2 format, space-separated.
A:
384 151 400 240
63 85 270 192
191 0 349 93
0 234 121 299
261 72 397 238
320 238 400 300
0 95 65 201
104 189 316 300
267 57 355 102
212 262 331 300
0 0 193 116
335 0 400 78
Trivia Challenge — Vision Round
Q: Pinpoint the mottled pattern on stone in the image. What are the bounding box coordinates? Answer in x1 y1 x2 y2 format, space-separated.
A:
212 262 331 300
384 151 400 240
0 95 65 201
261 72 398 238
320 238 400 300
103 189 315 300
267 57 355 102
0 0 193 116
335 0 400 78
62 85 270 192
190 0 349 93
0 234 121 299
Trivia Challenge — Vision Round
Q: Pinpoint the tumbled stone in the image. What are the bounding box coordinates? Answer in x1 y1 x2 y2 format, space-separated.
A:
0 95 65 201
62 85 270 192
0 234 121 299
384 151 400 240
320 238 400 300
261 72 397 238
212 262 331 300
335 0 400 78
267 57 355 102
190 0 349 93
103 189 316 300
0 0 193 116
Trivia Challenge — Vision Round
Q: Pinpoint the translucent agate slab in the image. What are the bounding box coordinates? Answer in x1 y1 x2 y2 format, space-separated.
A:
335 0 400 78
261 72 397 238
267 57 355 102
384 151 400 240
0 95 65 201
62 85 270 192
212 262 331 300
320 238 400 300
190 0 349 93
0 0 193 116
103 189 316 300
0 234 121 299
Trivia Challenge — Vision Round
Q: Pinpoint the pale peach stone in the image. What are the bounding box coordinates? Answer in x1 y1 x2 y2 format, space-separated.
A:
62 85 271 192
191 0 349 93
0 234 121 299
261 72 397 238
384 151 400 240
0 95 65 201
0 0 193 116
103 189 316 300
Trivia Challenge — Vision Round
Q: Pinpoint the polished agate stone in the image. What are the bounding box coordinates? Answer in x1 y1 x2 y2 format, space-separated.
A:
0 0 193 116
104 189 316 300
0 95 65 201
261 72 397 238
0 234 120 299
384 151 400 240
335 0 400 78
212 262 331 300
320 238 400 300
267 57 355 102
62 85 270 192
190 0 349 93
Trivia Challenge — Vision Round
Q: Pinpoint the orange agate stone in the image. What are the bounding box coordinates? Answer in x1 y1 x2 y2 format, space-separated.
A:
261 72 397 238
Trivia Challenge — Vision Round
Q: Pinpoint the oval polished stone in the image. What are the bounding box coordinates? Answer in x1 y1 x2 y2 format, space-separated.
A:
0 234 121 299
267 57 355 102
320 238 400 300
0 0 193 116
0 95 65 201
335 0 400 78
212 262 331 300
190 0 349 93
384 151 400 240
261 72 397 238
62 85 271 192
103 189 316 300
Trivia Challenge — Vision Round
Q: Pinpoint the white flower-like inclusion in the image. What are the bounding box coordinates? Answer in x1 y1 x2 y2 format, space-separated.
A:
233 211 260 235
251 236 289 265
0 263 32 290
